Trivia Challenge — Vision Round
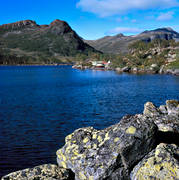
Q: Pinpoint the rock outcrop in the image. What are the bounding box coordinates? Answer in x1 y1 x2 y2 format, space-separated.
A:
1 164 74 180
2 100 179 180
130 143 179 180
56 114 157 180
144 100 179 133
0 20 38 30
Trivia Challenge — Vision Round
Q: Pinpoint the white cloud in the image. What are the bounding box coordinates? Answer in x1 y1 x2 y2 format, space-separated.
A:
157 11 174 21
109 27 143 34
77 0 179 17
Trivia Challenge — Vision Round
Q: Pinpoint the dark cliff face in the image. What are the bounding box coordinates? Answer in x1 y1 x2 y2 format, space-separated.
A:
85 28 179 54
0 19 98 64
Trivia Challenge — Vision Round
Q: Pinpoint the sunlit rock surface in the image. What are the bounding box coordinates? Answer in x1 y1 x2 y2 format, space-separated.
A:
1 164 74 180
56 114 157 180
130 143 179 180
144 100 179 133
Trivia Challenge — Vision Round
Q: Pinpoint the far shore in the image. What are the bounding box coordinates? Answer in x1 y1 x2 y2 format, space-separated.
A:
0 64 178 76
0 63 73 66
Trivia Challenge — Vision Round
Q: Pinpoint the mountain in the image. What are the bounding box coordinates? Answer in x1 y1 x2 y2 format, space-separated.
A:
0 19 98 64
85 28 179 54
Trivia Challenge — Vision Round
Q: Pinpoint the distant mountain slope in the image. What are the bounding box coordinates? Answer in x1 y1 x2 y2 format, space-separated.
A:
0 19 98 64
85 28 179 54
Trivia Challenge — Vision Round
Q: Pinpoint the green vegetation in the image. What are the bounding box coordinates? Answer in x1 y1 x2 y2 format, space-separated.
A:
129 39 177 50
117 39 179 69
87 39 179 70
0 21 179 69
166 60 179 69
0 21 98 65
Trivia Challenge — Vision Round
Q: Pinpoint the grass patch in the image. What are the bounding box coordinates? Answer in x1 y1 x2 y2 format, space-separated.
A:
166 60 179 69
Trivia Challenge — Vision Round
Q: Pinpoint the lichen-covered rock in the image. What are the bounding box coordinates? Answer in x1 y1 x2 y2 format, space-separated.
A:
144 100 179 133
1 164 74 180
143 102 160 117
166 100 179 116
56 114 157 180
130 143 179 180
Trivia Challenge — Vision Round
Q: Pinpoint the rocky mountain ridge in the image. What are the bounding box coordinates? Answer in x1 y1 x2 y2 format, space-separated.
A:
85 27 179 54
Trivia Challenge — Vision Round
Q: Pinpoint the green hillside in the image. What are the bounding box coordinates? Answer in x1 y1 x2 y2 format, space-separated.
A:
0 20 99 65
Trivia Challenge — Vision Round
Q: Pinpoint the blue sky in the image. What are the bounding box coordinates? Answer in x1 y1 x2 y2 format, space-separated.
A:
0 0 179 40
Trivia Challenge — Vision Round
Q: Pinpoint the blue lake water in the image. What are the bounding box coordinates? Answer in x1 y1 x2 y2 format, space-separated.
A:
0 65 179 177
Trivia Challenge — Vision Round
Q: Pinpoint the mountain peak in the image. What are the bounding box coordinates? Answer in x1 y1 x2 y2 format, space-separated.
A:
141 27 177 35
50 19 68 27
164 27 174 31
116 33 125 38
49 19 72 35
153 27 176 33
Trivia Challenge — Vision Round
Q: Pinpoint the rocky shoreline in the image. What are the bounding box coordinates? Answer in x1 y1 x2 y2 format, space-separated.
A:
115 65 179 76
72 64 179 76
2 100 179 180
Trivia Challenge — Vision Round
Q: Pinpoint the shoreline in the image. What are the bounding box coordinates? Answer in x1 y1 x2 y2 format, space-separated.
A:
0 64 178 76
72 65 179 76
0 63 73 66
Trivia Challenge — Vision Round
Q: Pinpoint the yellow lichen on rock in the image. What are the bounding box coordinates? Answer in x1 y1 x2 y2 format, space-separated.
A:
57 151 67 168
89 176 94 180
57 149 66 162
65 134 72 141
97 135 103 143
62 154 66 161
126 126 136 134
83 137 89 143
73 149 79 156
155 148 161 157
136 160 179 179
131 144 179 180
60 161 67 169
79 172 87 180
104 132 109 140
114 137 120 142
92 133 97 139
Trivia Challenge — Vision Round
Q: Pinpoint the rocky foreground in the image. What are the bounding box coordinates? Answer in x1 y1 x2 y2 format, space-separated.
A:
2 100 179 180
